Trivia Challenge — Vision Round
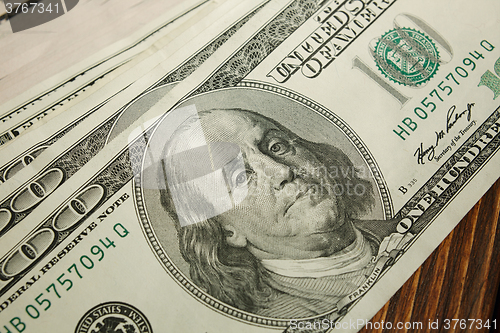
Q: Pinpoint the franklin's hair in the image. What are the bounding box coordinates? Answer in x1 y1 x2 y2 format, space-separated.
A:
159 109 374 314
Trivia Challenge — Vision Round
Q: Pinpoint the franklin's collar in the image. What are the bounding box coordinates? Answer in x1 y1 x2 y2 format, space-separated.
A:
261 227 374 278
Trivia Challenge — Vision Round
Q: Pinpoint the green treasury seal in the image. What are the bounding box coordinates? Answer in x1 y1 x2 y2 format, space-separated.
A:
374 27 440 86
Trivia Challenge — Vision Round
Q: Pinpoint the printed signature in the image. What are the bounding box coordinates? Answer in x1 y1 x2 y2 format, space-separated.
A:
414 103 475 165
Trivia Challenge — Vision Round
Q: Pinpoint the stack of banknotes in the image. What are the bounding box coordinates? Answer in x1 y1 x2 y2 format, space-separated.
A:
0 0 499 332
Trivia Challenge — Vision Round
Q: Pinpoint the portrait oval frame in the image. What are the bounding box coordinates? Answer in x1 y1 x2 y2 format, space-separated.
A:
134 81 393 327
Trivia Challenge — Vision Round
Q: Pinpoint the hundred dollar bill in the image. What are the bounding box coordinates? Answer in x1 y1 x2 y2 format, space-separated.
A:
1 0 499 332
0 0 209 146
0 0 266 223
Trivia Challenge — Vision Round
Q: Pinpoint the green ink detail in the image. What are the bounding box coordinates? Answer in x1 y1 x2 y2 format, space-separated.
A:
374 27 440 86
478 56 500 100
479 71 500 99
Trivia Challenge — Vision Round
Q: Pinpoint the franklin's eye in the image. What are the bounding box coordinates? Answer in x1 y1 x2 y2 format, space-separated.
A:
233 170 253 188
269 140 290 155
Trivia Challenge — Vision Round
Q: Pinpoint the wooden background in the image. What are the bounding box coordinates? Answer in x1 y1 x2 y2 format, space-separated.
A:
359 178 500 333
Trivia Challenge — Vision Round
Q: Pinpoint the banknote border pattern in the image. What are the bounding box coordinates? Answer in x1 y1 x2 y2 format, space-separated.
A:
0 86 129 184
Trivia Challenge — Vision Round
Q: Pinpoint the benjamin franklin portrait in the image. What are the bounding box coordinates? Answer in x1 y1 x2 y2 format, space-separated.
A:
146 104 409 319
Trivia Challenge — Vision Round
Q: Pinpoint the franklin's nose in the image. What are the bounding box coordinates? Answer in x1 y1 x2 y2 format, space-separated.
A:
275 167 296 190
261 157 295 190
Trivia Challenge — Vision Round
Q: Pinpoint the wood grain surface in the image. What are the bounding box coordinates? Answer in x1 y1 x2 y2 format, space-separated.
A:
359 177 500 333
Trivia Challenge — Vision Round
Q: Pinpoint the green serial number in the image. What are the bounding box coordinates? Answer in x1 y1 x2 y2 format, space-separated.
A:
2 223 129 332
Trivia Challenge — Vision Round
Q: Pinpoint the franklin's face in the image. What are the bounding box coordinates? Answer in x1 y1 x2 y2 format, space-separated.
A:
198 110 355 260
